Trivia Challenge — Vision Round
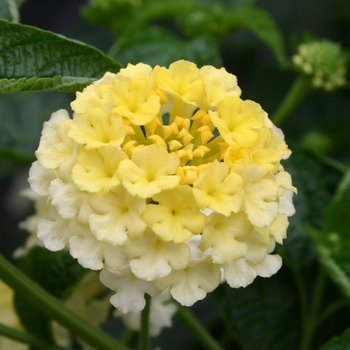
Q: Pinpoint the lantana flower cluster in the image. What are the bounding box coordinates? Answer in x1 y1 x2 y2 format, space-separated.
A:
28 60 296 313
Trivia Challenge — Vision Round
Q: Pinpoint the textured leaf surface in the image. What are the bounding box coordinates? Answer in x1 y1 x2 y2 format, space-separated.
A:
323 168 350 236
316 168 350 299
212 268 300 350
0 19 121 92
280 147 330 270
14 246 88 342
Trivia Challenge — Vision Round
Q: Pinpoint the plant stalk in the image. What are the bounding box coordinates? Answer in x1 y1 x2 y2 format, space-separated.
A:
0 255 130 350
140 293 151 350
271 76 312 126
176 303 224 350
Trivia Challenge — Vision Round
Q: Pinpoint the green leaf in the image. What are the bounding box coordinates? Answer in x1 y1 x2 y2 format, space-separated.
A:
0 76 96 93
0 19 121 93
0 91 71 174
14 246 88 343
314 167 350 299
280 147 330 270
324 167 350 235
81 0 193 35
317 245 350 300
14 296 55 345
212 268 301 350
108 25 222 68
229 7 287 66
17 246 88 300
319 327 350 350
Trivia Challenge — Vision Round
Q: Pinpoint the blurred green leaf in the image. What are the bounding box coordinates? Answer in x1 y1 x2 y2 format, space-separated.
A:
0 0 20 22
324 168 350 235
0 92 71 178
319 327 350 350
81 0 137 34
191 0 257 9
229 7 287 66
0 19 121 93
212 268 301 350
108 25 222 67
177 3 287 65
81 0 193 35
313 168 350 299
14 246 88 343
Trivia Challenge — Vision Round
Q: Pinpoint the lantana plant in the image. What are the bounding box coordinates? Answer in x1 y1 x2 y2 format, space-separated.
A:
0 1 349 350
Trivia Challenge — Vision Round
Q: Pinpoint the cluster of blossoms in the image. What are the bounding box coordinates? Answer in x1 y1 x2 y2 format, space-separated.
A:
28 60 296 313
292 40 348 91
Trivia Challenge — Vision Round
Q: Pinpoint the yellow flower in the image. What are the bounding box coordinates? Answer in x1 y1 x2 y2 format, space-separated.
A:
142 185 206 242
68 110 125 149
209 97 265 147
192 160 243 216
199 212 251 264
72 147 127 193
111 75 161 125
117 144 181 198
89 186 146 245
35 110 75 170
28 59 296 311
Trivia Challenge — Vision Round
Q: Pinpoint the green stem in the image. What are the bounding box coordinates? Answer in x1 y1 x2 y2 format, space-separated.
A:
300 268 326 350
176 303 224 350
140 294 151 350
0 255 130 350
0 323 69 350
271 76 312 126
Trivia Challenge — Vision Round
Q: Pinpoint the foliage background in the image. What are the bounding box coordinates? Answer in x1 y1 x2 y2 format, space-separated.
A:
0 0 349 349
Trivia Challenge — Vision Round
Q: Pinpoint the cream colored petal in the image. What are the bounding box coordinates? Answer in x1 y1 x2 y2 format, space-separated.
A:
100 267 159 313
37 205 70 251
200 212 251 264
69 220 127 271
123 229 190 280
28 160 56 196
223 259 257 288
71 147 127 193
68 110 125 149
36 119 75 170
111 76 161 125
117 145 180 198
193 160 243 216
142 186 206 243
89 188 146 245
154 257 221 307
